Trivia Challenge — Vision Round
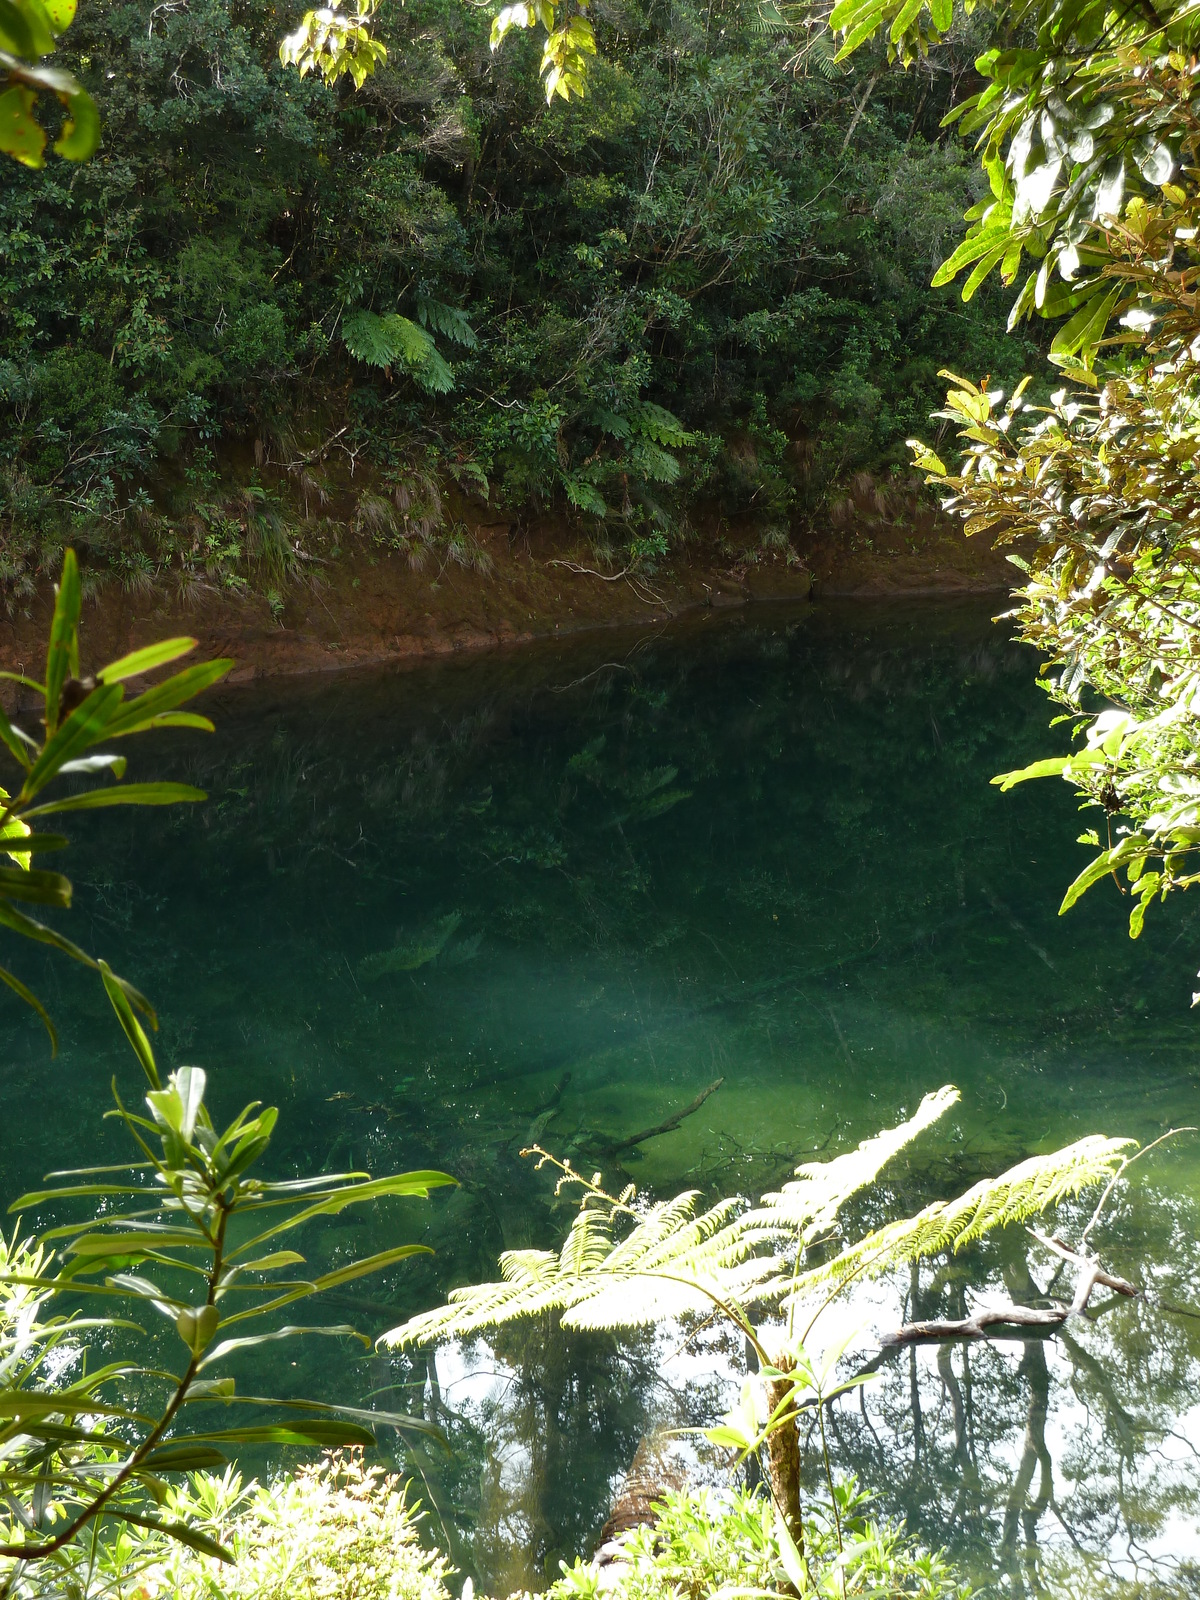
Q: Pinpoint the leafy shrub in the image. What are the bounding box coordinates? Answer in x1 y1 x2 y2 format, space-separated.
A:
146 1454 454 1600
547 1484 969 1600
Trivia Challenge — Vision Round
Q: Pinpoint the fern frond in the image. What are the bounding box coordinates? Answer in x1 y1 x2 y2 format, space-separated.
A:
632 402 691 448
746 1085 959 1241
749 0 789 32
380 1191 783 1347
341 310 456 392
378 1102 1137 1355
781 1134 1136 1307
417 298 479 349
341 309 398 369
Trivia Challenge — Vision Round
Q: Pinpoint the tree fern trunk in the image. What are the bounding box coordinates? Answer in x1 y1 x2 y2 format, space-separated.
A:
762 1354 804 1556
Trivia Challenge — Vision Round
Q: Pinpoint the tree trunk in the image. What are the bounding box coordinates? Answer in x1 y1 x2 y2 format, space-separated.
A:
762 1352 804 1557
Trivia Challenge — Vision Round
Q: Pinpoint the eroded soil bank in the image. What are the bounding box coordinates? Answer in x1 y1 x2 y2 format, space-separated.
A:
0 519 1011 682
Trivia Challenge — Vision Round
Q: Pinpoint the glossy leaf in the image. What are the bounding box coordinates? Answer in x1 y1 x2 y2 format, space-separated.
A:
101 961 160 1087
43 548 81 733
24 683 125 799
22 782 207 819
97 638 197 684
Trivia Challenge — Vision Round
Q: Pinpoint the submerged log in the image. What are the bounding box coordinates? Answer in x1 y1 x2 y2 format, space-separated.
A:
593 1078 725 1156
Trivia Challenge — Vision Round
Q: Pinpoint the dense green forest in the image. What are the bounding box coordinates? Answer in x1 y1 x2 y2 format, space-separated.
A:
0 0 1038 595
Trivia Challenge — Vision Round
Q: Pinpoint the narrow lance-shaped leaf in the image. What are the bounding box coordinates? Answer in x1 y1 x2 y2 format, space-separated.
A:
44 549 81 734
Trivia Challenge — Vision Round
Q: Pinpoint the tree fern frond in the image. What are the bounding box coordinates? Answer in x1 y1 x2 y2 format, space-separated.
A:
341 309 398 369
746 1085 959 1241
781 1134 1136 1307
379 1105 1137 1356
417 298 478 349
379 1191 776 1347
563 1255 786 1332
749 0 789 32
560 1201 618 1278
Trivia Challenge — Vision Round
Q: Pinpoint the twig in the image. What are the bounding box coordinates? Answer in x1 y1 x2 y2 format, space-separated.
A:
598 1078 725 1154
879 1231 1138 1347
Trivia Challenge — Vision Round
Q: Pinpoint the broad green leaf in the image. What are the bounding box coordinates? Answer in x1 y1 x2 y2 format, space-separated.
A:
774 1506 807 1592
197 1393 447 1443
0 0 44 54
0 87 46 170
67 1230 205 1256
53 85 99 161
139 1444 228 1472
101 660 232 738
176 1303 221 1355
312 1243 431 1291
147 1065 206 1140
991 756 1069 789
97 637 197 684
1059 850 1116 913
228 1251 306 1273
234 1169 455 1252
131 712 215 733
112 1509 233 1563
41 0 76 31
24 683 125 798
0 866 71 906
198 1323 368 1370
23 782 207 819
57 754 128 778
889 0 924 44
0 899 96 966
171 1421 376 1447
0 671 45 694
0 1393 140 1420
1049 281 1121 358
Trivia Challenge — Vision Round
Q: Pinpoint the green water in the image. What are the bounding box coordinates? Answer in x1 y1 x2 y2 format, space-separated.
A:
2 599 1198 1597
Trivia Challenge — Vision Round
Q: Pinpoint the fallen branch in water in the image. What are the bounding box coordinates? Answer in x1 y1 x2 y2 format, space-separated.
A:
596 1078 726 1155
880 1230 1139 1347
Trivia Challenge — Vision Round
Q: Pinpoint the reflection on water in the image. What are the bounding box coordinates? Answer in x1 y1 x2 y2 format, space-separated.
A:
0 600 1197 1595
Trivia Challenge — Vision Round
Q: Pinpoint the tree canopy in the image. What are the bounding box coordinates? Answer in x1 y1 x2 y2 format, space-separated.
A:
0 0 1030 596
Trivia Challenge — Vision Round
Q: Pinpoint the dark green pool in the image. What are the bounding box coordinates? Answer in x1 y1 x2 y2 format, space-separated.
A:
2 599 1197 1597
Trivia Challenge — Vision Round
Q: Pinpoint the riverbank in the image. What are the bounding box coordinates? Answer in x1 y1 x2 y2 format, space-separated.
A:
0 518 1011 682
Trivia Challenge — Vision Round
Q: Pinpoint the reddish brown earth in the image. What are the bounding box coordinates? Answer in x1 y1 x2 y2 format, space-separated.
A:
0 519 1011 684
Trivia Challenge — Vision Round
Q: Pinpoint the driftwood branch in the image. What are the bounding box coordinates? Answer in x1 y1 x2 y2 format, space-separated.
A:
597 1078 725 1155
880 1231 1139 1348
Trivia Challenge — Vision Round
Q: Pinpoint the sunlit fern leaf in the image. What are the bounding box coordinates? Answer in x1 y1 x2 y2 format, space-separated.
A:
779 1134 1136 1309
561 1201 619 1279
746 1085 959 1243
380 1192 785 1347
380 1100 1136 1351
630 441 683 485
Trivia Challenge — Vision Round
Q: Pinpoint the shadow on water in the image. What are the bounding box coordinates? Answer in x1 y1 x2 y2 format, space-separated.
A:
1 598 1197 1595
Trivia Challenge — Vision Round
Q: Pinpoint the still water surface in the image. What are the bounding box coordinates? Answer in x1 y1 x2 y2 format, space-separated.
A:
1 599 1198 1597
